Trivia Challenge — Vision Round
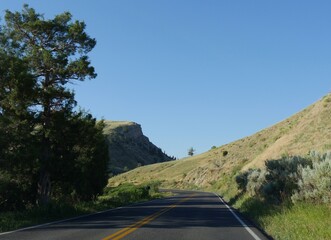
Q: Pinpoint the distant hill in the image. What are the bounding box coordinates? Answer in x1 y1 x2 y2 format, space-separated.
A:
103 121 175 175
108 94 331 190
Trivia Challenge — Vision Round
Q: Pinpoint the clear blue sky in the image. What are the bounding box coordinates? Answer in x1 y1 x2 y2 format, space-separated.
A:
1 1 330 158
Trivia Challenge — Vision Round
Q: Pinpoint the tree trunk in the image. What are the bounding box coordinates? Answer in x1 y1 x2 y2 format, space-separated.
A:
37 168 51 205
37 73 52 205
37 125 52 205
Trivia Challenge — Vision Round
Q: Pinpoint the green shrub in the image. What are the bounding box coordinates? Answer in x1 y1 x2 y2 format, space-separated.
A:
236 169 266 197
246 169 266 197
235 171 251 191
292 152 331 204
235 156 312 204
99 182 157 206
0 175 23 211
142 181 161 197
262 156 312 203
0 172 35 211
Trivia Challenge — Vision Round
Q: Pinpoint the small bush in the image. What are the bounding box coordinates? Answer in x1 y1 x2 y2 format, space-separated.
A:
236 169 266 197
235 171 251 191
99 182 160 206
262 156 312 203
235 155 312 204
292 153 331 204
0 176 23 211
142 181 162 197
0 172 35 211
246 169 266 197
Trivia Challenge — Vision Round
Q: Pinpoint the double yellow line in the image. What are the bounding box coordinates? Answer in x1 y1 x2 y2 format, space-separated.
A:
102 194 195 240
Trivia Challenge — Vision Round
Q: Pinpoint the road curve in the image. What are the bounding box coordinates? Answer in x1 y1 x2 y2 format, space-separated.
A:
0 190 270 240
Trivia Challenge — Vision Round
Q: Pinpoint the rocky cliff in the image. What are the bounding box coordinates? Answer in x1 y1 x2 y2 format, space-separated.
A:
103 121 174 175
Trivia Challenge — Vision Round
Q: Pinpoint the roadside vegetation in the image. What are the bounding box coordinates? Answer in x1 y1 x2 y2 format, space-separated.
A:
0 182 163 233
227 151 331 240
107 93 331 239
0 6 168 234
2 5 330 240
0 4 108 209
0 5 118 233
240 200 330 240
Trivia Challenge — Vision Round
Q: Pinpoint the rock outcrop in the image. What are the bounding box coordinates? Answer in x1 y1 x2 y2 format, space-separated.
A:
103 121 174 174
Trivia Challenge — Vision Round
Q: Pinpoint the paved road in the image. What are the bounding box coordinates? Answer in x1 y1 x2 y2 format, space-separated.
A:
0 190 270 240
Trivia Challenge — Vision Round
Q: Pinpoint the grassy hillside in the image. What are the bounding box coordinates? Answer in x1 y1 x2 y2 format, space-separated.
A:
108 94 331 191
108 94 331 239
103 121 174 175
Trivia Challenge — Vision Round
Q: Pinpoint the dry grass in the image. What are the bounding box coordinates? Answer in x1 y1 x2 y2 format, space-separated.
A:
108 94 331 191
103 121 137 135
108 94 331 240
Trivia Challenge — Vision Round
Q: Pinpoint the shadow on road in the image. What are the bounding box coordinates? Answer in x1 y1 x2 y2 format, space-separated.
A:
24 192 256 232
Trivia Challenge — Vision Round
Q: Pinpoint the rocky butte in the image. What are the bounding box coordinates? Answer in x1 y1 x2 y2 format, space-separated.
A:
103 121 174 175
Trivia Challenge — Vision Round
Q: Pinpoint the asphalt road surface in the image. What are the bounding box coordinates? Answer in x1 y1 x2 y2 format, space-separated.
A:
0 190 270 240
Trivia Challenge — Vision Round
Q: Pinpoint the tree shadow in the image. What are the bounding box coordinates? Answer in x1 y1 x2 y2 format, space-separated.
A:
227 190 245 205
1 191 272 240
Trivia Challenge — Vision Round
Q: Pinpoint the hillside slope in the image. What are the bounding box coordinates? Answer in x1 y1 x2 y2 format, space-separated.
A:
108 94 331 190
103 121 174 174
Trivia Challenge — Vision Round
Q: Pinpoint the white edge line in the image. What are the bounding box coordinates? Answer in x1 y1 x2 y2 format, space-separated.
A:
0 198 162 236
214 193 262 240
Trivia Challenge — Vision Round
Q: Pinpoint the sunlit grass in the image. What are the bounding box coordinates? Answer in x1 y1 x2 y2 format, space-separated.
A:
262 203 331 240
238 198 331 240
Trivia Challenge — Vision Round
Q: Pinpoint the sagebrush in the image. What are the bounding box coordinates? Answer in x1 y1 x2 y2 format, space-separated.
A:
236 152 330 204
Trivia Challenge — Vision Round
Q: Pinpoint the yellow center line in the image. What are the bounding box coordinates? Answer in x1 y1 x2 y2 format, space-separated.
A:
102 194 195 240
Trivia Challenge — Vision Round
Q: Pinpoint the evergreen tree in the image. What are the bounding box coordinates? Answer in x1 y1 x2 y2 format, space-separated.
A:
0 40 39 209
49 111 108 201
188 147 195 157
3 5 97 204
1 5 108 207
